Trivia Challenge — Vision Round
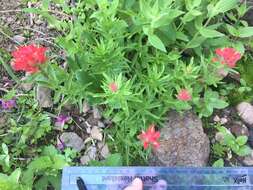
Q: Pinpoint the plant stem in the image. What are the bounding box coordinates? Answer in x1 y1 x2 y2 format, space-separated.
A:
0 57 20 84
0 28 21 45
180 17 213 54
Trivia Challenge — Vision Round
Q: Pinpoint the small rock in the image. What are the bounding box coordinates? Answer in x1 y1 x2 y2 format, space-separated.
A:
60 132 84 152
97 121 105 128
80 155 90 165
99 143 110 158
150 111 210 166
93 106 102 119
13 35 26 43
82 101 90 114
236 102 253 126
248 128 253 148
220 117 228 125
213 115 221 122
242 151 253 166
7 17 13 23
20 76 33 91
80 145 97 165
36 86 53 108
230 122 249 137
0 114 7 127
90 126 103 141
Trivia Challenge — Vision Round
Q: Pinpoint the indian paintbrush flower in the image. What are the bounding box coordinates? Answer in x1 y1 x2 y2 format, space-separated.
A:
11 44 47 73
177 89 192 101
212 47 241 68
109 82 118 93
138 124 160 150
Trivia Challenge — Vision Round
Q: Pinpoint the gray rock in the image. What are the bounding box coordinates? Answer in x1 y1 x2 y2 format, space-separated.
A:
20 76 33 91
243 0 253 26
98 143 110 158
82 101 90 114
80 145 97 165
97 121 105 128
236 102 253 126
13 35 26 43
60 132 84 152
242 151 253 166
150 111 210 167
230 122 249 137
36 86 53 108
90 126 103 141
93 106 102 119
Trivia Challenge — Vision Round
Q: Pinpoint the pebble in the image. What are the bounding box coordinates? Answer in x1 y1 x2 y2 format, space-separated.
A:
101 143 110 158
36 86 53 108
97 121 105 128
93 106 102 120
60 132 84 152
220 117 228 125
237 102 253 126
80 145 97 165
82 101 90 114
90 126 103 141
13 35 26 43
213 115 221 122
248 128 253 148
20 76 33 91
242 151 253 166
230 122 249 137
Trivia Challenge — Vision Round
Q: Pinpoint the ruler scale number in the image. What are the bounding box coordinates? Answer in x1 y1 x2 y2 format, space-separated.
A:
62 167 253 190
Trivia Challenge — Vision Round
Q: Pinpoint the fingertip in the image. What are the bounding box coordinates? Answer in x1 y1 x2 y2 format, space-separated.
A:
131 178 143 187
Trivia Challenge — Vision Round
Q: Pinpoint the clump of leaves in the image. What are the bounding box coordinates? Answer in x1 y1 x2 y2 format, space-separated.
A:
212 124 251 166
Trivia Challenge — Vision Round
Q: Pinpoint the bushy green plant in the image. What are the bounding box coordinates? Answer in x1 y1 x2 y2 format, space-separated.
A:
0 89 75 190
18 0 253 165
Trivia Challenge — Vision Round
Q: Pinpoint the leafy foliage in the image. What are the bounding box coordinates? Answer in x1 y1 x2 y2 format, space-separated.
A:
21 0 253 165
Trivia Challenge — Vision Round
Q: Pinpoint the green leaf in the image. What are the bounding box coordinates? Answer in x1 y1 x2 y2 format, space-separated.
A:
0 57 19 84
105 153 123 166
152 9 184 28
226 24 238 36
236 145 252 156
209 0 238 17
236 136 248 146
1 144 8 155
199 28 224 38
238 27 253 38
212 159 224 167
148 34 167 52
182 10 202 23
9 169 21 183
186 36 206 49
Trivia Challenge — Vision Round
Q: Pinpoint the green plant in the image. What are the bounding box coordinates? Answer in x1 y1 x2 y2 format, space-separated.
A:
212 158 224 167
216 125 251 157
88 153 123 166
19 0 253 165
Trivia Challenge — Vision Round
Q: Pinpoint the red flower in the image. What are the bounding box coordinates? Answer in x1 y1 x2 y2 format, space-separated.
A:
109 82 118 93
138 124 160 150
213 48 241 68
177 89 192 101
11 44 47 73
